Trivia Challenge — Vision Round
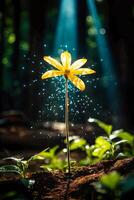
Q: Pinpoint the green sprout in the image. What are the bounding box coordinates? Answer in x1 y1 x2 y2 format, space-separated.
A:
40 146 66 171
93 171 122 200
88 118 134 159
93 171 134 200
1 118 133 177
0 148 49 178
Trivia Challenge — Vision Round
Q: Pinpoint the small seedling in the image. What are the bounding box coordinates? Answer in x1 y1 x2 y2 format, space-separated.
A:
0 148 49 178
93 171 134 200
93 171 122 199
88 118 134 159
40 146 66 171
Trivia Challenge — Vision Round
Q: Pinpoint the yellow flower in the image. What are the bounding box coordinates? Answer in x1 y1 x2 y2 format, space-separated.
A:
41 51 96 91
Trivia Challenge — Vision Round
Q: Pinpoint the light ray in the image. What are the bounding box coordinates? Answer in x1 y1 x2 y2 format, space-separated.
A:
54 0 78 58
87 0 122 120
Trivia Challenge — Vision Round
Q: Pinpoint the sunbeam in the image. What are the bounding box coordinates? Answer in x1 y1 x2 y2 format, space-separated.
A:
54 0 78 58
87 0 122 119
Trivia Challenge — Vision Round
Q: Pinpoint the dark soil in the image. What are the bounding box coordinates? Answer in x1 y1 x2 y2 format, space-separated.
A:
0 157 134 200
29 157 134 200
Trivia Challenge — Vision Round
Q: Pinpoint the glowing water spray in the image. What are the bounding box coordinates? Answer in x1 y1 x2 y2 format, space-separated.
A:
41 51 96 174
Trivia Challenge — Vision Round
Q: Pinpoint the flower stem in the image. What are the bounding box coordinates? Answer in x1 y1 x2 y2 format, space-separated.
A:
65 78 70 174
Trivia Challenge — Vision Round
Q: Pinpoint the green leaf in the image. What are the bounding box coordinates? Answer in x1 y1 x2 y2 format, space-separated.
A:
3 157 23 162
95 137 111 146
92 137 111 158
116 153 125 159
40 165 52 171
79 157 91 166
109 129 123 140
49 146 59 157
29 147 49 161
68 136 80 142
32 146 58 161
114 140 128 146
70 138 87 150
31 155 46 160
88 118 112 136
100 171 121 190
40 157 65 170
113 130 134 145
0 165 21 175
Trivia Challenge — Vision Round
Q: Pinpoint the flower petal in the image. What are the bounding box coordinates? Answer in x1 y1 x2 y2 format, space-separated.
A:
72 68 96 75
71 59 87 70
61 51 71 69
43 56 63 71
68 74 85 91
41 70 64 79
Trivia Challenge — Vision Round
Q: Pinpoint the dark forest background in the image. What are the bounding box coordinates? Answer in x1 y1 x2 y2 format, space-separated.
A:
0 0 134 130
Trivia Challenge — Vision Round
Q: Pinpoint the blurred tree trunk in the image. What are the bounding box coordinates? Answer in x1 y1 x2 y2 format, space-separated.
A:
13 0 20 75
108 0 134 129
0 0 5 87
12 0 20 109
27 0 48 120
0 0 5 112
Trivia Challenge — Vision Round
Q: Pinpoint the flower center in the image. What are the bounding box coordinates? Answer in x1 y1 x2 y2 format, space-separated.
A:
65 70 70 75
64 70 70 79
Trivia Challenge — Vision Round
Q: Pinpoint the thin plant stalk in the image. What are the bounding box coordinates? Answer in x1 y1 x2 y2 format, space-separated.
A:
65 78 70 174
